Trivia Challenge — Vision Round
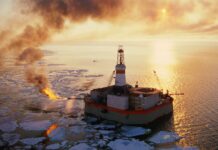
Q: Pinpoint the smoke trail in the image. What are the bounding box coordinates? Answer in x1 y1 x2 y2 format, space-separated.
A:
0 0 123 97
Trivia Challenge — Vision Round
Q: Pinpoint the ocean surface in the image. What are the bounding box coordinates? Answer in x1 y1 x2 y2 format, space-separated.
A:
0 40 217 149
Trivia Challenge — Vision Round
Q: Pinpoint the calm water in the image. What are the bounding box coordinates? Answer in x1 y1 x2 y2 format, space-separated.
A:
0 40 218 149
43 40 218 149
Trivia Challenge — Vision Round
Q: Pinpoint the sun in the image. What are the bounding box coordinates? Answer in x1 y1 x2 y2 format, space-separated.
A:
161 8 167 14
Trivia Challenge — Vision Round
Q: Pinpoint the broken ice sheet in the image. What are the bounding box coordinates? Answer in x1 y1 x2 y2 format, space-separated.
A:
20 137 45 145
48 127 66 142
148 131 181 144
46 143 61 150
2 133 20 146
108 139 154 150
0 117 18 132
94 124 116 130
159 146 199 150
69 143 96 150
121 126 151 137
20 120 52 131
70 125 85 134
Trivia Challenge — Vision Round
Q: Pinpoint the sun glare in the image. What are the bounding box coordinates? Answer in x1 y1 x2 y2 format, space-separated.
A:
152 39 175 65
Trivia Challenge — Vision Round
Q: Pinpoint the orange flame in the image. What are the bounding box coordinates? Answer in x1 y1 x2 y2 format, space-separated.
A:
42 87 59 100
46 124 58 136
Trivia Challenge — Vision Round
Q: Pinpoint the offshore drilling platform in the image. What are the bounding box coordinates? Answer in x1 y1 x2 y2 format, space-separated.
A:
84 47 173 124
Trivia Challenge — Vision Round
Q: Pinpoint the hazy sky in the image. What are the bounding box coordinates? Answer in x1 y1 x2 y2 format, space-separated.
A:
0 0 218 44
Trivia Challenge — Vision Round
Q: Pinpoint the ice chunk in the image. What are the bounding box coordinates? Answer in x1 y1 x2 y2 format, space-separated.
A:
70 126 85 134
98 130 114 135
121 126 151 137
2 133 20 146
48 127 66 141
20 137 45 145
148 131 181 144
0 118 18 132
108 139 153 150
159 146 199 150
94 124 116 130
20 120 52 131
46 143 61 150
97 140 106 148
69 143 96 150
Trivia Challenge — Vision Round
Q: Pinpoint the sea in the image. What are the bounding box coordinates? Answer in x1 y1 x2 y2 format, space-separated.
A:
0 40 217 149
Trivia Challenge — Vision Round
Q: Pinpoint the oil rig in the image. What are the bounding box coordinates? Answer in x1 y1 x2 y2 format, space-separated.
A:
84 46 173 124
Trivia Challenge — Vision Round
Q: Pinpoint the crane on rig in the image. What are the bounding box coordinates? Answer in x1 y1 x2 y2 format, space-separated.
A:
153 70 184 96
107 70 115 86
153 70 163 90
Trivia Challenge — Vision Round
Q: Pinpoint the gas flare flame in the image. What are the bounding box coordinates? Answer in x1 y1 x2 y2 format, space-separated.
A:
41 87 59 100
45 124 58 136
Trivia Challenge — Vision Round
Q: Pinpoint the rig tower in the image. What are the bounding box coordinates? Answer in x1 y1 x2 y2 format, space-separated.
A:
115 46 126 86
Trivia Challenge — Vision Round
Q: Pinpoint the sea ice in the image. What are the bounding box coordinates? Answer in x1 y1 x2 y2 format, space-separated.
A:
70 125 85 134
108 139 154 150
98 130 114 135
69 143 96 150
0 118 18 132
48 127 66 141
20 137 45 145
20 120 52 131
121 126 151 137
2 133 20 146
97 139 106 148
94 124 116 130
159 146 199 150
148 131 181 144
46 143 61 150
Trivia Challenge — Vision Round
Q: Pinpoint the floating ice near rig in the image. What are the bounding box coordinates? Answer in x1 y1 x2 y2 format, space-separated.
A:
20 137 45 145
20 120 52 131
69 143 96 150
84 47 173 124
108 139 154 150
2 133 20 146
0 118 18 132
121 126 151 137
148 131 181 144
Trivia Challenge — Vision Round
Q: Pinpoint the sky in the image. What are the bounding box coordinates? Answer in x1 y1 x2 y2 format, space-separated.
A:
0 0 218 45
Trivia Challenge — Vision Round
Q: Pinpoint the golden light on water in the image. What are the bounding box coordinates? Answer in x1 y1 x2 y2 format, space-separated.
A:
152 39 176 65
42 87 59 100
150 39 176 91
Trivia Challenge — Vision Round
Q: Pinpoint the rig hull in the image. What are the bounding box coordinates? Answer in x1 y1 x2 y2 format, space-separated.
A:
85 99 173 125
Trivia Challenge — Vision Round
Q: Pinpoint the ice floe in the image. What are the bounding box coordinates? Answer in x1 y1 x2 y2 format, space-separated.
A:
70 125 85 134
20 137 45 145
2 133 20 146
159 146 199 150
0 118 18 132
108 139 154 150
94 124 116 130
20 120 52 131
69 143 96 150
48 127 66 141
121 126 151 137
46 143 61 150
148 131 181 144
97 139 106 148
98 130 114 135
